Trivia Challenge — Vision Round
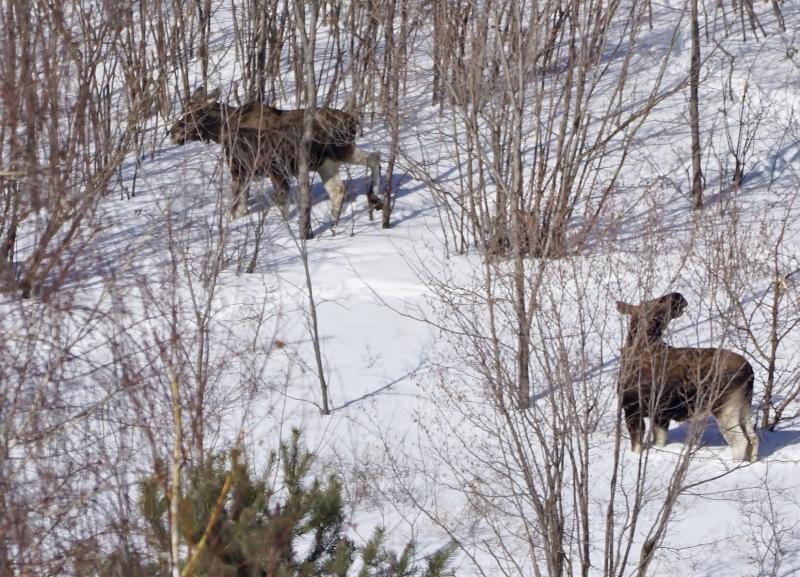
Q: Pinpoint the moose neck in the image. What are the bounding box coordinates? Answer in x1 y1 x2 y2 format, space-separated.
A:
624 325 667 352
626 315 671 349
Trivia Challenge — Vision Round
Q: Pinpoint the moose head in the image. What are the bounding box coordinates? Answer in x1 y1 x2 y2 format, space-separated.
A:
616 292 688 345
169 87 223 145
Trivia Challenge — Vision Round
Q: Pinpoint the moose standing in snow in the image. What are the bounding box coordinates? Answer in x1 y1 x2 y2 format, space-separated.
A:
616 293 759 462
169 87 382 237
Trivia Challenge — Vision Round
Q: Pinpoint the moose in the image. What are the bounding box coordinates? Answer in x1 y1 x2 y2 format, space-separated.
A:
169 87 382 236
616 293 758 462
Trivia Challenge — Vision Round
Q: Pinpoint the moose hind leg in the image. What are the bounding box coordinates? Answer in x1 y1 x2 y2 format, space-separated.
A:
652 414 670 448
739 401 759 462
345 147 382 209
714 400 750 462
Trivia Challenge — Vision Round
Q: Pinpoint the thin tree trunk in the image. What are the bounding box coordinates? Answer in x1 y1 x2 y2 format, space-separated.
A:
293 0 329 415
300 245 330 415
169 372 182 577
690 0 703 210
0 447 11 577
762 283 780 429
293 0 316 240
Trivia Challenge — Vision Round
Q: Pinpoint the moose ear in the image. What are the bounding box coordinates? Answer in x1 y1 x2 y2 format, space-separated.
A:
190 86 207 102
205 87 221 103
616 301 635 315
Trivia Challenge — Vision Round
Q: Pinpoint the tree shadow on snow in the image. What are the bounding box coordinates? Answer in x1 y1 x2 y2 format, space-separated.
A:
55 166 423 294
332 360 424 411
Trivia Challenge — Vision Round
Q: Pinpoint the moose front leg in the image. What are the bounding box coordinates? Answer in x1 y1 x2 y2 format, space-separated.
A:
269 174 290 220
230 176 250 219
623 403 645 454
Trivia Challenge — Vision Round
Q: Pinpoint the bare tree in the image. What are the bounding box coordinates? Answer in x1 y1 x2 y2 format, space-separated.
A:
377 0 411 229
291 0 330 414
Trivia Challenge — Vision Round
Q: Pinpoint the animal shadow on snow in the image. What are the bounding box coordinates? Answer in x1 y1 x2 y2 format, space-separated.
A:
756 427 800 459
246 173 415 232
666 419 800 460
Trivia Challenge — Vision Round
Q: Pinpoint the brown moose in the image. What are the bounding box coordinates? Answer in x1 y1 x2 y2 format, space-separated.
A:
169 87 382 234
616 293 758 462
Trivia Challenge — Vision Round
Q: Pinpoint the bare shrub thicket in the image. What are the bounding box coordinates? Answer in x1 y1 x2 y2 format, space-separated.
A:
718 57 768 195
0 2 175 567
0 0 241 298
410 0 686 259
0 3 266 569
0 0 139 298
108 211 282 576
402 0 690 413
690 0 786 209
1 0 410 568
706 0 786 40
0 0 410 569
0 294 125 577
694 75 800 431
233 0 287 103
0 192 281 577
700 195 800 431
739 476 800 577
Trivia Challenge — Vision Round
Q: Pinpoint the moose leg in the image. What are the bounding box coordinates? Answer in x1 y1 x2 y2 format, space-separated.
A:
317 159 346 232
623 404 645 454
230 176 250 219
652 414 670 448
714 401 750 462
739 402 759 462
269 173 290 220
344 147 382 209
